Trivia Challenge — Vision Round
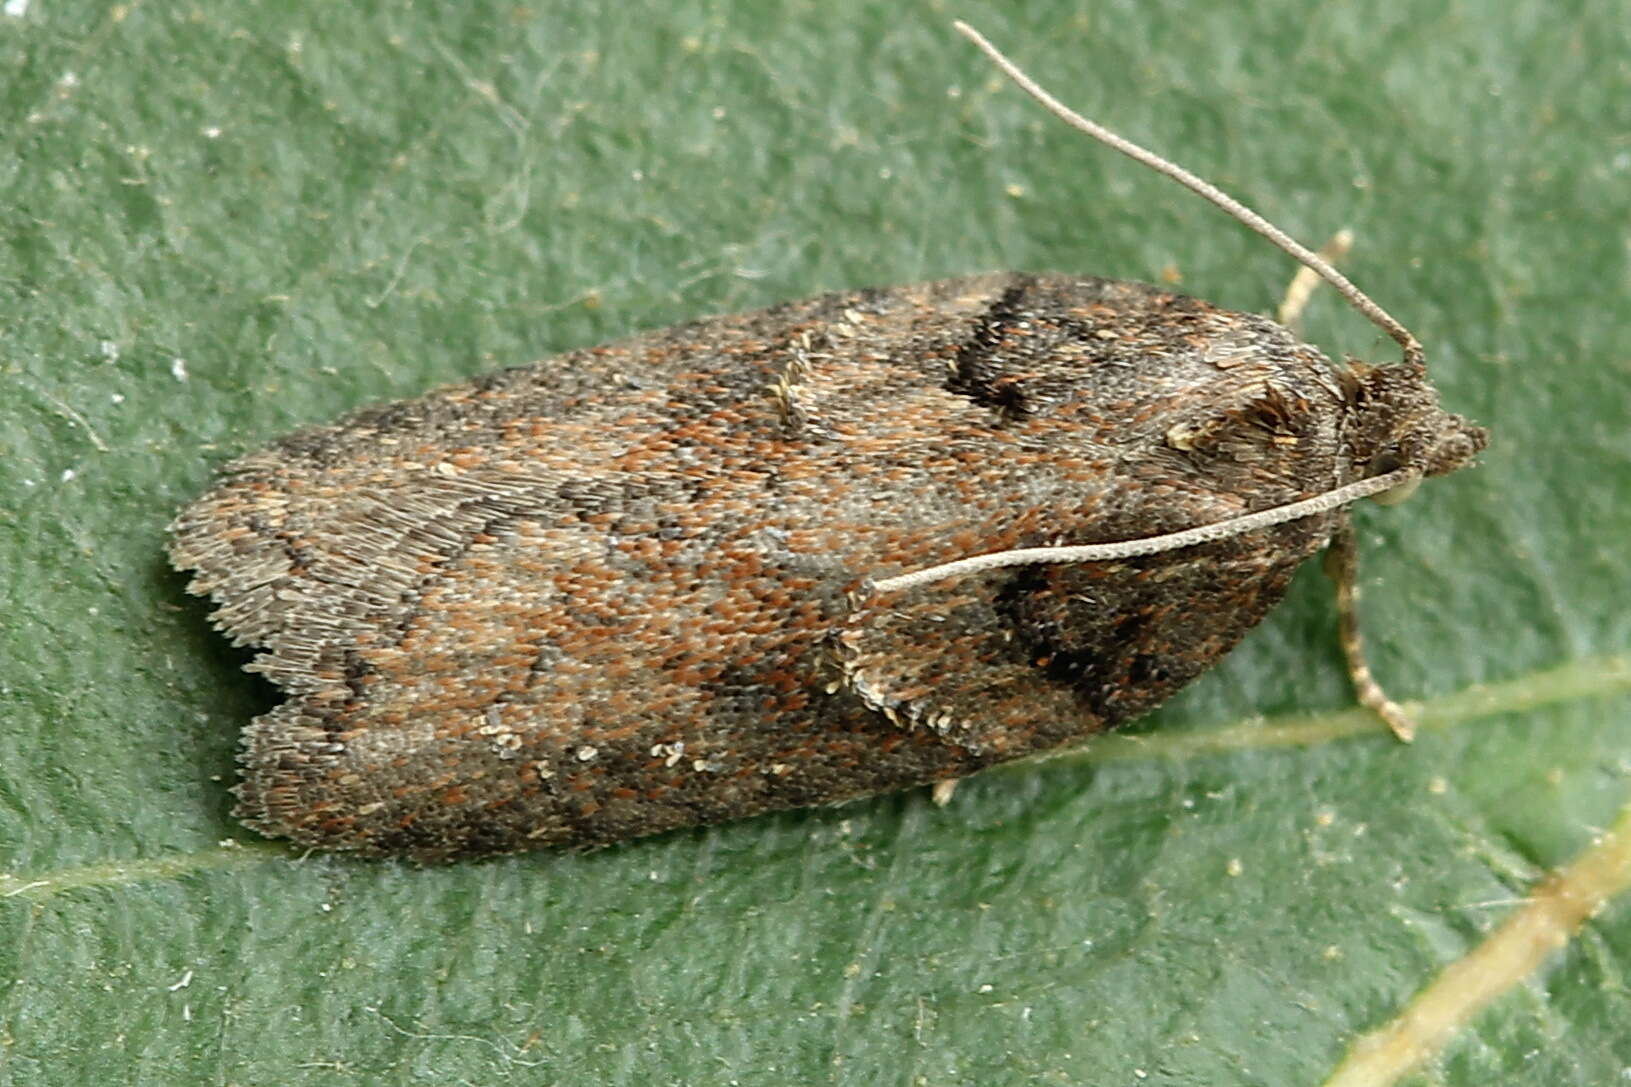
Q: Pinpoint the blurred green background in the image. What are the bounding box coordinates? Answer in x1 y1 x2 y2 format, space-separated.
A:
3 1 1628 1083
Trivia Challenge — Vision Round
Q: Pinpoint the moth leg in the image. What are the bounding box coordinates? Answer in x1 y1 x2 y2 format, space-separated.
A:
1323 520 1419 741
1277 229 1355 332
931 779 960 806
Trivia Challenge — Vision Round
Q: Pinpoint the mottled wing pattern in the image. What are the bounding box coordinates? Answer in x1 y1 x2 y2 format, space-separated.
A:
171 273 1350 859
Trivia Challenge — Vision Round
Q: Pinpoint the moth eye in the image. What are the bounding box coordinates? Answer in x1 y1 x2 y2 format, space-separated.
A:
1364 451 1420 505
1371 448 1403 469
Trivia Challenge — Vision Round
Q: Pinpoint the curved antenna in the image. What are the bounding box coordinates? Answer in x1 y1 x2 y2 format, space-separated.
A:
868 468 1419 595
954 20 1424 368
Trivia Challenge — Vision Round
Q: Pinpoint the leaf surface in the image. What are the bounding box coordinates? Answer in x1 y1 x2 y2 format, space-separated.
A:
2 2 1627 1084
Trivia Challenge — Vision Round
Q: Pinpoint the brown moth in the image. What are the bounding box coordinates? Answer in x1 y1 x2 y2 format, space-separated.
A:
168 23 1486 861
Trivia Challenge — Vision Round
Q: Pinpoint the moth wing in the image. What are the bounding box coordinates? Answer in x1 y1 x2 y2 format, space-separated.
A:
836 514 1340 758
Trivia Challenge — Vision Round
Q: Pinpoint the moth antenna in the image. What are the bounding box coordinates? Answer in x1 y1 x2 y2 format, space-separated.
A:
868 468 1419 595
954 20 1425 369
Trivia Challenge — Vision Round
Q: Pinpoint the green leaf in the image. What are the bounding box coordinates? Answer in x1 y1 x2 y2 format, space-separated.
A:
3 1 1627 1084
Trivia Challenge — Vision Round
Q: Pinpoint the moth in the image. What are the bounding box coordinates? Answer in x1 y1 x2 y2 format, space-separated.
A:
169 23 1486 861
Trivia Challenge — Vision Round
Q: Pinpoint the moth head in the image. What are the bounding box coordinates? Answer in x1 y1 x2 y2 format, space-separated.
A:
1345 360 1488 503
